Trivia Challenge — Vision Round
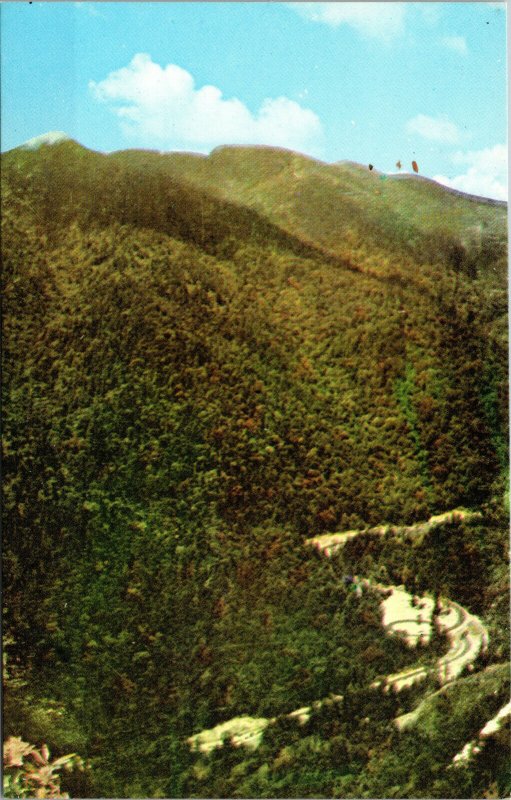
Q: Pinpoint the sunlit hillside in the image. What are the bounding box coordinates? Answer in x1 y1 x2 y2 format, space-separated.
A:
118 144 508 282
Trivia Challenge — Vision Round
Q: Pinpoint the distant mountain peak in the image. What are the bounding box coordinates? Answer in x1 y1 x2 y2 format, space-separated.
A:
21 131 71 150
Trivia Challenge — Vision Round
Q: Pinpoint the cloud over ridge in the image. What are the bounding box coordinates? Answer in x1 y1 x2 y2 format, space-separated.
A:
90 53 323 154
434 144 507 201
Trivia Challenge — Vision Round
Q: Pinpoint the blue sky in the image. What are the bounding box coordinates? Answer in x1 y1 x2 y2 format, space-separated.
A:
1 2 507 198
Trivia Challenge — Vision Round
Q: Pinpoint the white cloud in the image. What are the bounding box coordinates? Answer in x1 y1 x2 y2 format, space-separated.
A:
406 114 465 144
433 144 508 201
22 131 70 150
287 2 406 40
441 35 468 56
89 53 323 154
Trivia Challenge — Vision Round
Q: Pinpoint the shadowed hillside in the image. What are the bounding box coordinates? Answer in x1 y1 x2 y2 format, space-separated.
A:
2 137 508 798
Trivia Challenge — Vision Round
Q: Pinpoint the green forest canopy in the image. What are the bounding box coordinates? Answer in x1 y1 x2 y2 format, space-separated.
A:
2 139 509 798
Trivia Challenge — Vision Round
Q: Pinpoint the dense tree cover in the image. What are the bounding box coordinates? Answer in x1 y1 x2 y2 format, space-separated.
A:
159 145 508 284
2 140 509 797
181 666 510 799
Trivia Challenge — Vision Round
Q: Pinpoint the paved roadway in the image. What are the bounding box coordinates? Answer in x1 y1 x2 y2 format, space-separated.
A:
188 509 489 754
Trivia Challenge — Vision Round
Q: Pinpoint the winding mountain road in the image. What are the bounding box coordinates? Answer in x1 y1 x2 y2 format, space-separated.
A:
305 508 483 557
452 699 511 766
188 509 489 754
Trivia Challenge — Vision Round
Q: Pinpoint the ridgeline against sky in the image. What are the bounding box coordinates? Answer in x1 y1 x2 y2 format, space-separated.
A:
1 1 507 199
2 126 509 799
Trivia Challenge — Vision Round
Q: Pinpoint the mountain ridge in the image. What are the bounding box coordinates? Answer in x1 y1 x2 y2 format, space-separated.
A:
7 133 504 289
7 133 507 208
2 130 509 799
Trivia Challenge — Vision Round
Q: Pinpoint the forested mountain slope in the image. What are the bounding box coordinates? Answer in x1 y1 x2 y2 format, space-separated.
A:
2 137 509 798
124 144 508 281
